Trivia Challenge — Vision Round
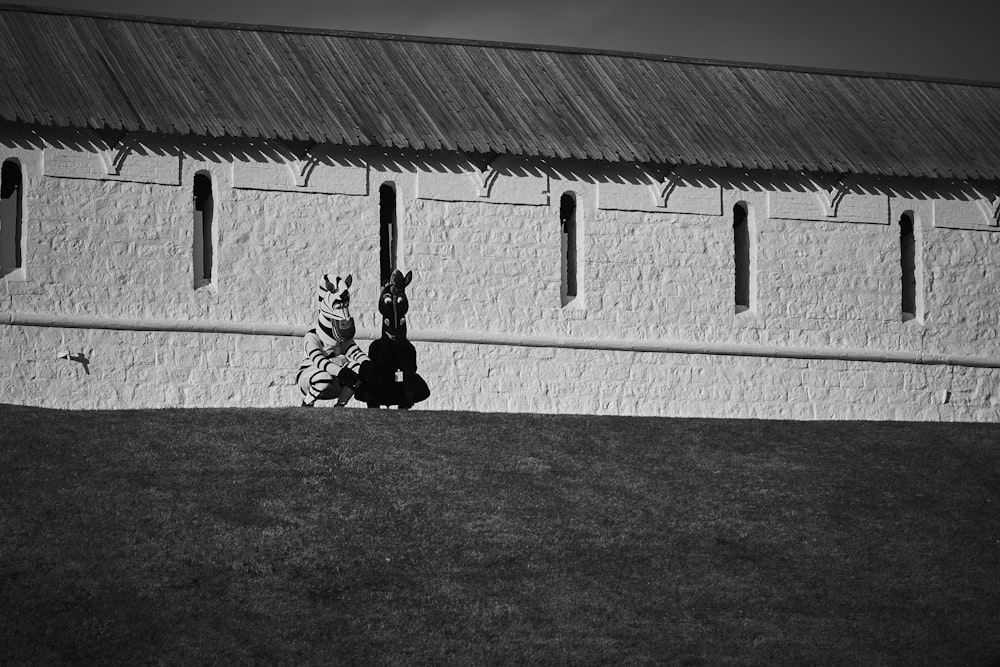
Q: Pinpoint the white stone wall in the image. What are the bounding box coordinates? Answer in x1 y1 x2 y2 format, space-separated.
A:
2 129 998 420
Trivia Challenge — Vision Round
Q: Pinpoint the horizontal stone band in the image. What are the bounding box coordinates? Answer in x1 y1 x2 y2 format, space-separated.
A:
4 311 999 369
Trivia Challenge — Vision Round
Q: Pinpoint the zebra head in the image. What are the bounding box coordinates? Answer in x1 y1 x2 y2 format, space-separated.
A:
318 273 356 341
378 269 412 339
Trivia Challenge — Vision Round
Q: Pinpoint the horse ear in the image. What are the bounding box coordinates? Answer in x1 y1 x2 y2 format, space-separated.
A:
344 274 353 288
404 270 413 286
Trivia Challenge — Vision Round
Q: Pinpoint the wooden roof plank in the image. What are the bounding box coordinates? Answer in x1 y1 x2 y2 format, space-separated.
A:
0 6 997 180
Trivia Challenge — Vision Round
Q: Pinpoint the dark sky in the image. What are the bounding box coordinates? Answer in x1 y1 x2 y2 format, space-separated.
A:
14 0 1000 83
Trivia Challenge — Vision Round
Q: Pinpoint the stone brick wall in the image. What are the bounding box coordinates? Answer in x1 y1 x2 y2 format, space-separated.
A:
2 130 998 420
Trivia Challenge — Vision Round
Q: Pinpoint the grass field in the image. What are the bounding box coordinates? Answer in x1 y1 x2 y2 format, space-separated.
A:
1 404 999 665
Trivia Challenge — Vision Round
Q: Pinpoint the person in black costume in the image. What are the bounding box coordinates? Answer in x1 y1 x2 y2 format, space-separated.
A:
356 269 430 409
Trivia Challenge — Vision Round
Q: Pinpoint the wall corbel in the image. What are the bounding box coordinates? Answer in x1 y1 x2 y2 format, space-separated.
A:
817 175 854 218
268 140 313 188
467 152 500 198
93 130 130 176
643 164 679 208
985 189 1000 224
292 144 322 188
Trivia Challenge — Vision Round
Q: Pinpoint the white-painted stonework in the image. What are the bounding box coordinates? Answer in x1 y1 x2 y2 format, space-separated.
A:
2 130 999 420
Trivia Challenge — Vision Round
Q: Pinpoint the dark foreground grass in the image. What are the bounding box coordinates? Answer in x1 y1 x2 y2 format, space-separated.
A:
1 405 999 666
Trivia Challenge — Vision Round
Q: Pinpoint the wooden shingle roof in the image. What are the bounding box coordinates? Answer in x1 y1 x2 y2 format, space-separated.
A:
2 4 999 180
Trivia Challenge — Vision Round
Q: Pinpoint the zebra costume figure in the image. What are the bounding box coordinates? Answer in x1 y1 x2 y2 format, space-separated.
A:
296 273 371 407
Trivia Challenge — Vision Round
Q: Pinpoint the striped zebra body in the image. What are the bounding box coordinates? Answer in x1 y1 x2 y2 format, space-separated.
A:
296 273 371 406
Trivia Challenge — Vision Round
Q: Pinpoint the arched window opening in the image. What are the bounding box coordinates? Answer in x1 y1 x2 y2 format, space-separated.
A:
1 159 23 277
734 202 751 313
732 202 758 314
193 172 213 288
379 183 397 286
900 212 917 321
560 192 578 303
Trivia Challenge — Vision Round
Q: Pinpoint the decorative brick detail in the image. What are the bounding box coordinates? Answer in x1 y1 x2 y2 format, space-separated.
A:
597 164 723 215
416 154 549 205
769 174 888 224
932 181 1000 231
232 143 368 195
44 130 181 186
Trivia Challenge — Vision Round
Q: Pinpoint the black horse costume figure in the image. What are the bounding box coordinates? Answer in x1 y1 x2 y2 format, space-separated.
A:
355 269 430 409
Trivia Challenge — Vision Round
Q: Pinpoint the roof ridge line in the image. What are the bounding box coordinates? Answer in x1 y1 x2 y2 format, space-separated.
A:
3 2 999 89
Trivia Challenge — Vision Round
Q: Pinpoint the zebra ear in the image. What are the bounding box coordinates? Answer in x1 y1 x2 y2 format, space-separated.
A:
323 274 335 292
344 274 353 289
403 270 413 287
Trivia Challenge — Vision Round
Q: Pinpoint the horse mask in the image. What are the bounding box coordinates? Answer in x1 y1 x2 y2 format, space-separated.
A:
379 269 412 339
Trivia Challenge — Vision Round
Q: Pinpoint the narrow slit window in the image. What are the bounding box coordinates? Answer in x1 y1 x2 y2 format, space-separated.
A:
1 159 23 277
560 192 577 302
379 183 397 286
193 172 213 288
900 212 916 321
734 202 751 313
